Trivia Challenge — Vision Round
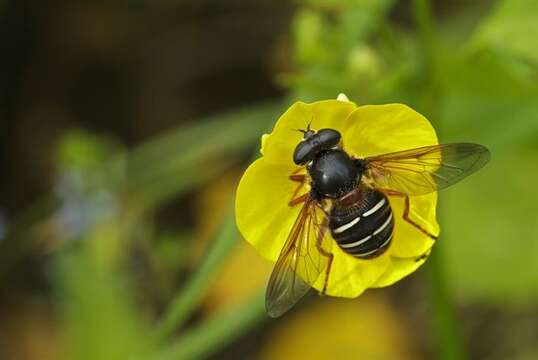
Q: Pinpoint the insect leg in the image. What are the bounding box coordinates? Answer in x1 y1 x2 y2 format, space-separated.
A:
321 253 333 295
391 249 431 263
289 174 306 182
384 190 439 241
289 166 306 180
288 170 308 206
314 215 333 295
289 193 309 207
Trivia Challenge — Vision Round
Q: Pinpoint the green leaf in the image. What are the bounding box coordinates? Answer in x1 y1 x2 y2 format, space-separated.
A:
154 291 265 360
437 48 538 303
442 150 538 304
55 240 151 360
153 207 239 342
57 129 115 171
470 0 538 63
293 9 326 65
122 101 281 205
439 51 538 148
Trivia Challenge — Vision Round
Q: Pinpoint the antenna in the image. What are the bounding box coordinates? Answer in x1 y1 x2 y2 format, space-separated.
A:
306 117 312 132
294 116 315 138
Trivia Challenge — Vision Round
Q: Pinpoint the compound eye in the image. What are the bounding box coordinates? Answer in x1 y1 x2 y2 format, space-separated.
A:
317 129 341 149
293 141 315 165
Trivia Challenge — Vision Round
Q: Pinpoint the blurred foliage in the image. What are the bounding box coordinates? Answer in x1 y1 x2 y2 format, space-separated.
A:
283 0 397 102
1 0 537 359
470 0 538 64
55 234 150 360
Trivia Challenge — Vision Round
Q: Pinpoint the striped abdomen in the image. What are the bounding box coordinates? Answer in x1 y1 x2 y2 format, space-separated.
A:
329 187 393 259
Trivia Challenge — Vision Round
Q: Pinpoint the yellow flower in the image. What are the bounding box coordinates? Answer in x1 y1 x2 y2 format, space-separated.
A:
235 96 439 298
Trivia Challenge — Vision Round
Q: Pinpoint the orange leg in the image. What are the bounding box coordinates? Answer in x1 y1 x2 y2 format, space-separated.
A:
314 216 333 295
288 172 308 207
289 174 305 182
391 249 431 263
384 190 438 241
320 253 333 295
288 193 309 207
383 189 436 262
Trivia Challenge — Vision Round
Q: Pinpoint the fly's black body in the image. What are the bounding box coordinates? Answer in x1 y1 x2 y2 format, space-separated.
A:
294 129 394 259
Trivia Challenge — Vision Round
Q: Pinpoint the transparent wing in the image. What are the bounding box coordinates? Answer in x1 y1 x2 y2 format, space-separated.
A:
265 198 332 318
364 143 490 195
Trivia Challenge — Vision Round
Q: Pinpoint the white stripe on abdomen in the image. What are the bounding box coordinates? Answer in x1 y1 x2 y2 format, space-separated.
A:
333 215 360 234
363 198 386 217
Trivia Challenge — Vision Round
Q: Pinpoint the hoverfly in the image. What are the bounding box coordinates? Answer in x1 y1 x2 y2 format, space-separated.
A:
266 124 490 317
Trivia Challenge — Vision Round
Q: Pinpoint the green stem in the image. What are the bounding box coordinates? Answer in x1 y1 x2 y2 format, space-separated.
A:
154 290 266 360
426 248 467 360
412 1 467 359
412 0 436 79
153 206 239 342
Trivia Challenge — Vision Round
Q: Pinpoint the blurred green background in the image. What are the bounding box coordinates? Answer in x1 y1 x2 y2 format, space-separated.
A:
0 0 537 359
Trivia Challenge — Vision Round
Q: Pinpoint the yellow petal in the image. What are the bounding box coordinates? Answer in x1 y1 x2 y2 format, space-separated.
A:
372 256 426 288
318 247 390 297
370 196 438 287
261 100 357 165
387 193 439 258
359 194 439 288
343 103 438 158
235 157 303 261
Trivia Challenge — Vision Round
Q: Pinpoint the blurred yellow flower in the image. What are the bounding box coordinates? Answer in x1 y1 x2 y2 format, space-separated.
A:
260 295 417 360
235 96 439 299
